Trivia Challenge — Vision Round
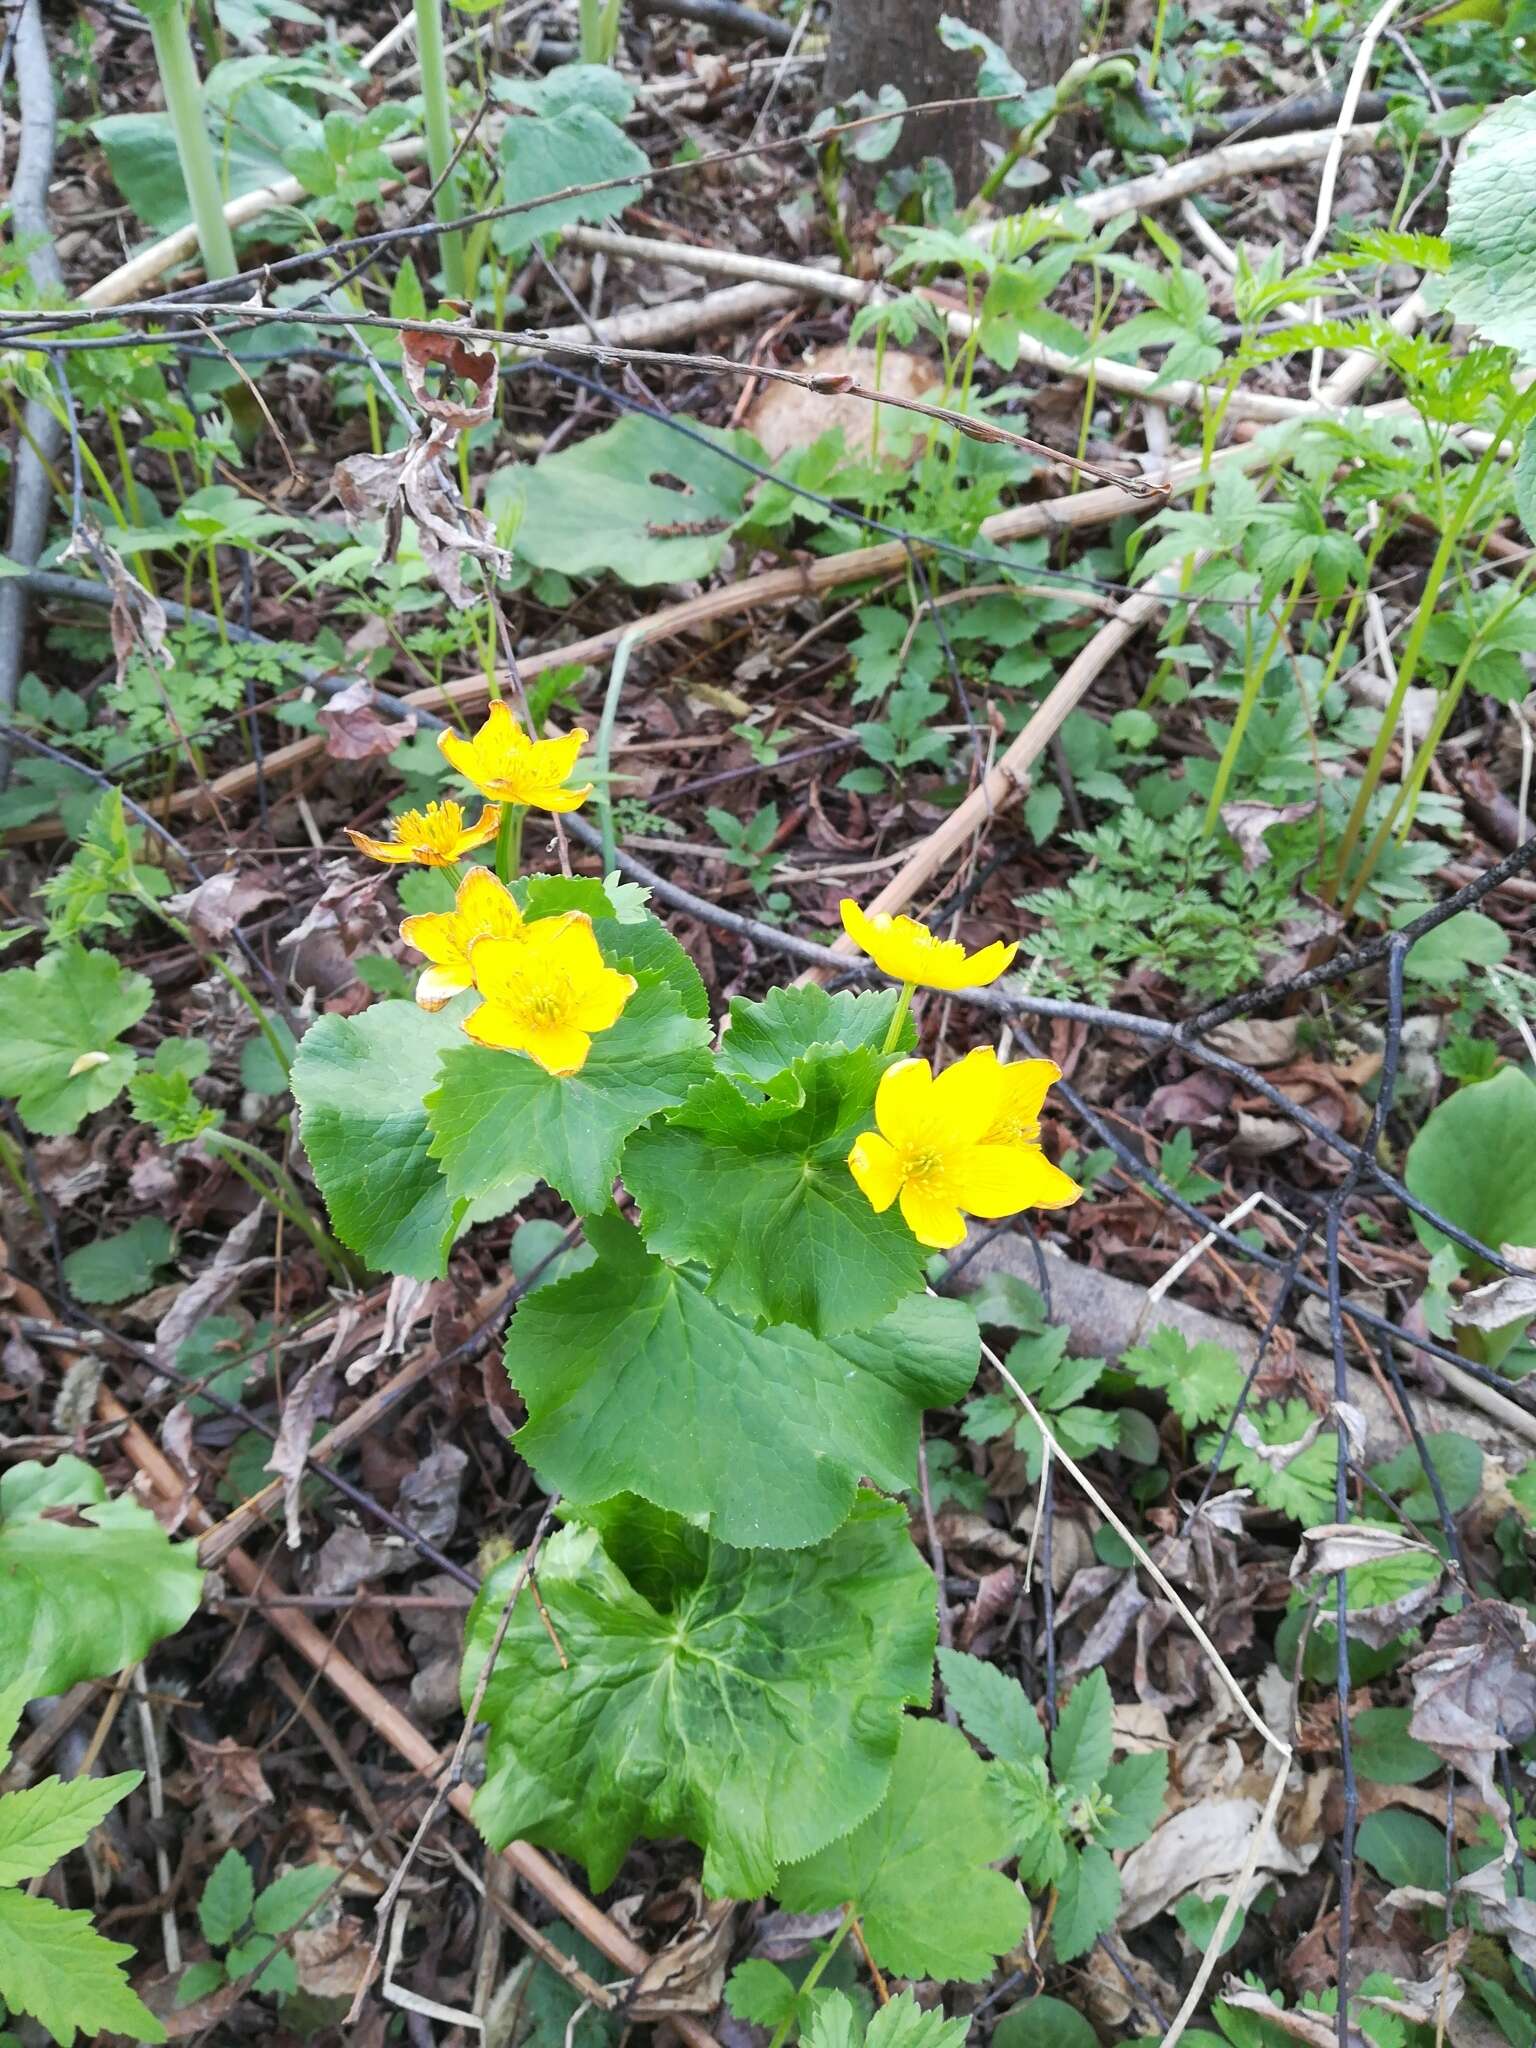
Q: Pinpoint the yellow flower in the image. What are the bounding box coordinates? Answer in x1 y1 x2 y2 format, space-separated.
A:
464 912 636 1075
399 867 526 1010
847 1047 1080 1250
840 898 1018 991
348 799 501 868
438 701 592 812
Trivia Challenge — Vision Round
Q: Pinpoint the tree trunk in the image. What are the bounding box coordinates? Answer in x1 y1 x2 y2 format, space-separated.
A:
824 0 1080 199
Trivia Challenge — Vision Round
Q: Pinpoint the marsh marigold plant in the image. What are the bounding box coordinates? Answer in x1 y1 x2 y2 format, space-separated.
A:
294 869 1083 1921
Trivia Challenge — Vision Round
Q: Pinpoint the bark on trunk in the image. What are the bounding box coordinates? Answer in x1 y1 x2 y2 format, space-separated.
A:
825 0 1080 198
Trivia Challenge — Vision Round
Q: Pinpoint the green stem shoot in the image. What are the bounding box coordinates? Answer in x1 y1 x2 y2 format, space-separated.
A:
143 0 238 282
414 0 467 299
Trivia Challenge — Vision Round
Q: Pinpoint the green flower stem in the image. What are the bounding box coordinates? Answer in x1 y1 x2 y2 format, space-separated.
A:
765 1904 857 2048
1326 384 1536 904
142 0 238 283
596 626 643 876
494 804 523 885
142 893 292 1082
414 0 467 299
208 1132 356 1284
1201 558 1309 835
1342 557 1536 917
882 980 917 1054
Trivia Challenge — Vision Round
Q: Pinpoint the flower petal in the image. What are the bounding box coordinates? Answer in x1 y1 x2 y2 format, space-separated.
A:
347 828 417 864
898 1181 967 1249
399 910 459 969
456 805 503 853
954 1141 1080 1215
466 934 529 1003
929 1047 1008 1144
510 1018 592 1075
437 728 479 783
456 866 525 939
570 966 637 1033
414 964 468 1010
873 1057 938 1148
848 1131 903 1213
954 938 1018 989
988 1058 1062 1141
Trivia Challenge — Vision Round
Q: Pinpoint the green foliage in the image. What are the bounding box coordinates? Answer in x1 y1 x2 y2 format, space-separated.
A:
507 1213 976 1546
427 979 712 1218
1017 811 1300 1002
1204 1401 1339 1524
717 986 908 1083
806 1990 970 2048
964 1322 1117 1480
0 1689 163 2045
1350 1708 1441 1786
1405 1067 1536 1259
776 1718 1029 1981
0 942 152 1135
492 67 647 252
464 1494 935 1896
61 1216 175 1305
291 997 535 1277
624 1048 925 1336
1355 1810 1447 1893
0 1458 203 1696
1122 1325 1244 1429
489 415 760 586
1442 93 1536 357
938 1654 1166 1962
38 789 172 943
180 1850 333 2003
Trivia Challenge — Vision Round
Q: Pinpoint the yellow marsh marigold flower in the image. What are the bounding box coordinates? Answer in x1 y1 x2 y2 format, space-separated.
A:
438 701 592 812
847 1046 1080 1250
465 912 636 1076
840 898 1018 991
348 799 500 868
399 867 526 1011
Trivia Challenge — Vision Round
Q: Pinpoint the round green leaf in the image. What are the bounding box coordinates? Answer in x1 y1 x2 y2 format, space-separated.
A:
624 1048 925 1337
426 976 712 1217
717 985 908 1084
506 1214 978 1547
0 942 152 1135
462 1493 936 1898
293 998 532 1278
1404 1067 1536 1259
0 1456 203 1697
1444 93 1536 358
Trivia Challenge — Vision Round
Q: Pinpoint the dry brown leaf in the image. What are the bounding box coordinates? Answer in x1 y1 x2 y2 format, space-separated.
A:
1450 1270 1536 1334
1408 1601 1536 1823
183 1735 273 1841
317 679 418 762
1219 799 1316 870
294 1912 374 2000
163 871 281 950
153 1207 267 1372
1205 1016 1302 1069
746 344 936 463
1118 1796 1319 1927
